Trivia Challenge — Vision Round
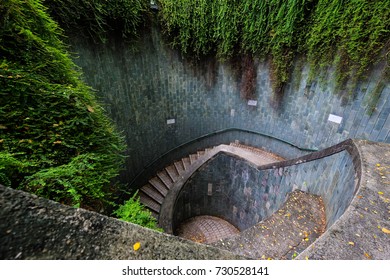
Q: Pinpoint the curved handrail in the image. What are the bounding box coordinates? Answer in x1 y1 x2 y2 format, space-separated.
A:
128 127 318 189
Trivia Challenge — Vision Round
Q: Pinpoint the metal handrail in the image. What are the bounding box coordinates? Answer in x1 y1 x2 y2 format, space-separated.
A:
128 127 318 189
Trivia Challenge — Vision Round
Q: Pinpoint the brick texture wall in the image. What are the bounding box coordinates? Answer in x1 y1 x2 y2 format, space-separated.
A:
69 24 390 191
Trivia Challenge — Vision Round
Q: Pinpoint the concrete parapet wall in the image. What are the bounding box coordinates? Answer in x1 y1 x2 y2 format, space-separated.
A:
0 185 241 260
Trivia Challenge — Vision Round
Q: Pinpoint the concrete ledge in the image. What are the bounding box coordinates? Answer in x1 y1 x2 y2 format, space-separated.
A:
0 186 242 260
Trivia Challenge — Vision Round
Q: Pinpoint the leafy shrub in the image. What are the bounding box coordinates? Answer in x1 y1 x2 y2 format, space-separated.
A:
0 0 160 229
0 152 35 188
114 191 162 231
0 0 161 229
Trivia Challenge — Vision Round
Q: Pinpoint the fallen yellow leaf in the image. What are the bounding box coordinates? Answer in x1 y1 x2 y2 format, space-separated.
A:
348 241 355 246
382 228 390 234
378 192 384 195
133 242 141 251
376 164 381 167
364 253 372 259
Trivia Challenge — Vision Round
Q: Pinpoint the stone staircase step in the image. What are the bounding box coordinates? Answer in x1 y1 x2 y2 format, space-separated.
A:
140 184 164 204
149 177 168 196
197 150 205 157
157 170 174 189
165 165 179 182
189 154 198 164
182 157 191 170
230 142 284 162
138 143 284 222
174 160 185 175
139 192 161 214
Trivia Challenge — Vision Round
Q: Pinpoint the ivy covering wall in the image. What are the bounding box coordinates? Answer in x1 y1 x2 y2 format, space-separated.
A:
158 0 389 95
40 0 389 101
42 0 148 43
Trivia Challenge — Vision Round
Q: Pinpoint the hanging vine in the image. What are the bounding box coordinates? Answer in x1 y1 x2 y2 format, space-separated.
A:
157 0 389 102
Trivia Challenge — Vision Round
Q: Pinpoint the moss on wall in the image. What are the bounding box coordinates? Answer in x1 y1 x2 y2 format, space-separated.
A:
0 0 127 211
157 0 389 98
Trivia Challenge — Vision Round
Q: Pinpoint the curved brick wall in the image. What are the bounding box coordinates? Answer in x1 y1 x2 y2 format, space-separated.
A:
69 23 390 191
168 140 360 234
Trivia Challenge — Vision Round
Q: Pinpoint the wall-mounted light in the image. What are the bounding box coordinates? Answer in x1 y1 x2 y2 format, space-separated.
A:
328 114 343 124
247 100 258 106
167 118 175 125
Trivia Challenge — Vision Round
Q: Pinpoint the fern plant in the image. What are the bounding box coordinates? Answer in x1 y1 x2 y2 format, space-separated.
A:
114 191 162 231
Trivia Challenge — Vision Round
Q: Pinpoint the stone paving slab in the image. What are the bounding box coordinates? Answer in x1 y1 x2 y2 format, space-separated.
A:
211 190 326 259
296 140 390 260
176 215 240 244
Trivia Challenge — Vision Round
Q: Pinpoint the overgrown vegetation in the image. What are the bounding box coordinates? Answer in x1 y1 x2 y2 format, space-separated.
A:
114 191 162 231
158 0 389 100
0 0 159 230
42 0 148 43
38 0 389 104
306 0 390 91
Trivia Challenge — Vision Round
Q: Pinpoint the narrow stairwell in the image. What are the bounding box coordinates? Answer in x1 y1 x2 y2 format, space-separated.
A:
138 142 284 219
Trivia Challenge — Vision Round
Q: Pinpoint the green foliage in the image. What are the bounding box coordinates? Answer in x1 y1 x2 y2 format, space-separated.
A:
306 0 390 90
114 191 162 231
0 0 125 210
158 0 389 99
0 152 36 187
158 0 214 56
23 153 120 208
42 0 148 42
365 65 389 115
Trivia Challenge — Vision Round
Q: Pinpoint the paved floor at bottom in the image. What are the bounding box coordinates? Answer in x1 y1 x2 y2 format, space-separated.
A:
176 215 240 244
177 190 326 259
212 190 326 259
